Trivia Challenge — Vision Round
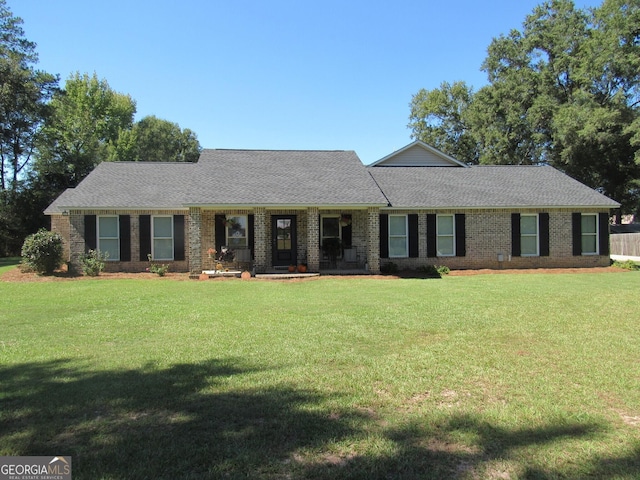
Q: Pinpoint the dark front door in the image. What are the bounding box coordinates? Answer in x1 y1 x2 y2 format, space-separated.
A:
272 215 297 267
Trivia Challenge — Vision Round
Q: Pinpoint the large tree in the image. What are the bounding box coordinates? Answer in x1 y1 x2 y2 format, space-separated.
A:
0 0 58 255
409 0 640 215
112 115 201 163
34 72 136 191
0 0 58 192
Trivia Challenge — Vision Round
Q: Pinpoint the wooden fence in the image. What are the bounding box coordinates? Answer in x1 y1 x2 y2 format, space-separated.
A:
610 233 640 256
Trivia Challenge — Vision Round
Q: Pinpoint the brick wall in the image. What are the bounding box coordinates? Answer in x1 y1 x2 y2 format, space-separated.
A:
378 208 611 271
54 206 612 275
50 215 71 263
65 210 190 273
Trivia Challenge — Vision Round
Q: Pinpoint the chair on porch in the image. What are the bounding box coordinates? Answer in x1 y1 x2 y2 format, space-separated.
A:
234 247 251 269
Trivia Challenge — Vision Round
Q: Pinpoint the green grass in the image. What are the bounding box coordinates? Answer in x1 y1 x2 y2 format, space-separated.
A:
0 256 20 272
1 270 639 479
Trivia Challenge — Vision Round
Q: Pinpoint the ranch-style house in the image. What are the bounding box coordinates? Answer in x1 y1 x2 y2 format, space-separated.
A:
45 141 619 274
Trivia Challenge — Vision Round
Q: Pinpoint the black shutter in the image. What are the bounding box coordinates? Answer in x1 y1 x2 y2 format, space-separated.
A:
598 212 610 256
84 215 96 252
248 214 255 259
426 214 437 258
139 215 151 261
379 214 389 259
539 213 549 257
408 214 419 258
572 213 582 256
341 214 353 248
215 214 226 252
511 213 521 257
119 215 131 261
174 215 185 261
455 214 466 257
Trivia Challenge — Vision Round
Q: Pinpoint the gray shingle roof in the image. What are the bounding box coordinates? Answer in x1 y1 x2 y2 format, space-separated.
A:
45 162 197 213
44 149 619 214
45 149 389 212
368 165 620 208
185 149 388 206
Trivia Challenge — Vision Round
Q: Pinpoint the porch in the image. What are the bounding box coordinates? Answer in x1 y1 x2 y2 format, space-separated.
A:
191 207 381 275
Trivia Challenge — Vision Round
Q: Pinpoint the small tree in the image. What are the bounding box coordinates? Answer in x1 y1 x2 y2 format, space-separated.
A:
21 228 63 274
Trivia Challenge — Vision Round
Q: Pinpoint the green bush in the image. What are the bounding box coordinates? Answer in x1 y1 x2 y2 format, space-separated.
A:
436 265 451 276
80 249 108 276
380 262 399 274
416 264 450 278
21 229 63 275
147 254 169 276
612 259 640 271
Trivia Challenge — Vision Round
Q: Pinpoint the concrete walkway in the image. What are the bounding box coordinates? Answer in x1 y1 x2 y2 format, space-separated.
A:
611 254 640 263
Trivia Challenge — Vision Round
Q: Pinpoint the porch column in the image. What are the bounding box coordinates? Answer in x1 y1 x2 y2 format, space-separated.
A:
188 207 202 273
253 207 267 273
367 207 381 274
307 207 320 272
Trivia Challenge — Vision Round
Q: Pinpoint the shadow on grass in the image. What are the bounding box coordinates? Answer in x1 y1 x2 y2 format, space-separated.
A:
1 359 638 479
0 358 361 478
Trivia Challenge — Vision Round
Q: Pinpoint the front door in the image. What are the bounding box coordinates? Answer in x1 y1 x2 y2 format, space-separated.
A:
272 215 297 267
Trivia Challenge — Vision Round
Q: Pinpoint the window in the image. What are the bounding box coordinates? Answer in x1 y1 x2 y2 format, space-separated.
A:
98 216 119 260
437 215 455 256
520 214 539 256
389 215 408 257
321 216 341 244
581 214 598 255
226 215 248 248
152 216 174 260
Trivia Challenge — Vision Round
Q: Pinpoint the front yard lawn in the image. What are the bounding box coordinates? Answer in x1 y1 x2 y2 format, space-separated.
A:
1 271 639 479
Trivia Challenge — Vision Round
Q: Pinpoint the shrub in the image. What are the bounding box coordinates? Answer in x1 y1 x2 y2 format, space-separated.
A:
380 262 399 274
147 254 169 276
436 265 451 276
416 264 450 278
80 249 108 276
612 259 640 271
21 229 63 275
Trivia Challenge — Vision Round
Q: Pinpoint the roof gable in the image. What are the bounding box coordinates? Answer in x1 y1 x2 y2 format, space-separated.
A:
186 149 388 206
370 141 467 167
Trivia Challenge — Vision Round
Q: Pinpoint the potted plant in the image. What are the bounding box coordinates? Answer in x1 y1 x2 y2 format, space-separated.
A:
288 264 296 273
297 263 307 273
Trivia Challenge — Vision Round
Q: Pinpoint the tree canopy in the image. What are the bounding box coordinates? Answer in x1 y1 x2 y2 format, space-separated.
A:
0 0 203 254
0 0 57 191
409 0 640 215
34 72 137 191
113 115 202 163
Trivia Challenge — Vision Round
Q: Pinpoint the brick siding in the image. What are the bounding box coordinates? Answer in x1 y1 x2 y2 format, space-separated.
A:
52 206 612 275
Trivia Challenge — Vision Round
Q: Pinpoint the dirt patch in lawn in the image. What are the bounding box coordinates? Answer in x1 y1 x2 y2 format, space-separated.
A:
0 265 628 283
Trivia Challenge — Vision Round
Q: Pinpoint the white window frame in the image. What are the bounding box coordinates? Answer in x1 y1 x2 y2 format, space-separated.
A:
225 215 248 248
520 214 539 257
152 215 174 261
388 214 408 258
436 214 456 257
581 213 599 255
97 215 120 261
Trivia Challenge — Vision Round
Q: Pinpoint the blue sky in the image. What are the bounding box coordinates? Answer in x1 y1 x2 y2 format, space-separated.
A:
15 0 602 165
